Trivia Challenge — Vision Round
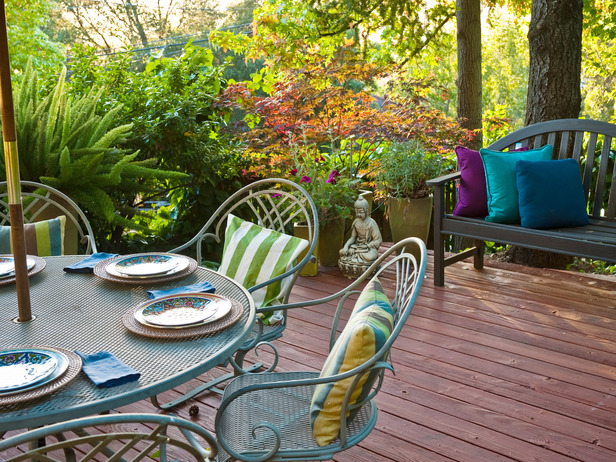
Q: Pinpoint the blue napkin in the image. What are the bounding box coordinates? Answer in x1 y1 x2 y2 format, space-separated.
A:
75 350 141 388
64 253 119 273
147 281 216 299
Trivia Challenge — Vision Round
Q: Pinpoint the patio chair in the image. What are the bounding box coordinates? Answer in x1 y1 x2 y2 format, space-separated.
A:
151 178 319 409
0 413 217 461
214 237 426 462
0 180 97 255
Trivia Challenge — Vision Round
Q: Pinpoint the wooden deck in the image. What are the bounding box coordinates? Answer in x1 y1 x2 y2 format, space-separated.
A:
4 250 610 461
117 250 616 461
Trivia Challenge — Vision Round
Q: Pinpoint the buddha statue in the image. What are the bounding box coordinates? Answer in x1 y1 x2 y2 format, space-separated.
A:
338 196 382 278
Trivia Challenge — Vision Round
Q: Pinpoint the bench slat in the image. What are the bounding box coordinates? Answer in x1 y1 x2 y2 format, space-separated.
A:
593 135 612 217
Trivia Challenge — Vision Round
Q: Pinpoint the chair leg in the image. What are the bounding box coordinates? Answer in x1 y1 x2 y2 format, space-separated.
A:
151 362 266 410
150 347 271 410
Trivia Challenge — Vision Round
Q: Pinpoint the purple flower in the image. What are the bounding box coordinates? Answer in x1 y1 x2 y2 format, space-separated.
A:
271 193 282 198
289 168 298 175
300 176 312 183
327 170 341 184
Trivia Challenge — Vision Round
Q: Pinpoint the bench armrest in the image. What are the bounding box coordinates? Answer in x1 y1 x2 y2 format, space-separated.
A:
427 171 461 187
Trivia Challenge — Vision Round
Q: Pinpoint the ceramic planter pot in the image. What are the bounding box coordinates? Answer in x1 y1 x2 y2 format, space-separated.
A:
318 217 346 267
388 195 433 259
293 223 318 276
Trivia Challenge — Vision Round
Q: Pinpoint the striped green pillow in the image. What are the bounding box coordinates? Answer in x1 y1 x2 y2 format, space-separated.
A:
0 216 66 257
310 278 394 446
219 214 309 308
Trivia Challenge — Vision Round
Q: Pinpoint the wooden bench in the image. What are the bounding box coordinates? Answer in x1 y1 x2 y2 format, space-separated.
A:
427 118 616 286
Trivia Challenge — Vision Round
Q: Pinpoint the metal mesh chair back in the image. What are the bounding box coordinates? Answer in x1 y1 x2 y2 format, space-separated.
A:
0 413 217 462
0 180 97 254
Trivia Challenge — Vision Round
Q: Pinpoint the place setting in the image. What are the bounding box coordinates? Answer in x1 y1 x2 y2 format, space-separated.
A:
92 252 198 284
0 347 82 405
0 255 46 286
122 285 244 339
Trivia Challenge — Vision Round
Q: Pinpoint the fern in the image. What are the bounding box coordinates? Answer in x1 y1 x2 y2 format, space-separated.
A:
1 58 189 231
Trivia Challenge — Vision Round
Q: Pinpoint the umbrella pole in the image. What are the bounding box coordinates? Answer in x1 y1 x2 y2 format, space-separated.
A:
0 1 31 322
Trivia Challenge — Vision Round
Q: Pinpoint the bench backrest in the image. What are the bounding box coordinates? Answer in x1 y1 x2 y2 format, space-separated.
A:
487 119 616 219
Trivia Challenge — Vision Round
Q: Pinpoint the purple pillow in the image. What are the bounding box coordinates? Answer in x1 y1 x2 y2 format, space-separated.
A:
452 145 529 218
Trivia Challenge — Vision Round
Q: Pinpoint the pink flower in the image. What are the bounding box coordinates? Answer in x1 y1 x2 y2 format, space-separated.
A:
272 193 282 198
289 168 298 175
300 176 312 183
314 156 325 163
327 170 341 184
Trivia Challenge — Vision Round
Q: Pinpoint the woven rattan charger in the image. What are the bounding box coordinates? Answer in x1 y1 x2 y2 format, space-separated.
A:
93 253 198 285
123 297 244 339
0 347 82 406
0 255 46 287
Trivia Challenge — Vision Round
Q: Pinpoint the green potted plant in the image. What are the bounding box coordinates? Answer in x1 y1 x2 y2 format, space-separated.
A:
372 139 444 246
288 145 360 269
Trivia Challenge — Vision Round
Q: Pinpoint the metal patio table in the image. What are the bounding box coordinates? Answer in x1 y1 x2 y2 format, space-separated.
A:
0 255 255 432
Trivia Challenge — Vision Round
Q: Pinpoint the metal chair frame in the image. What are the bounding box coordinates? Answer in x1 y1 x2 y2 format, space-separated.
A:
151 178 319 409
0 413 217 462
214 237 427 462
0 180 97 254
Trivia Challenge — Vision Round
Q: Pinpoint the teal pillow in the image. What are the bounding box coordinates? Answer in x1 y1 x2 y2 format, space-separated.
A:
516 158 589 229
0 216 66 256
310 278 393 446
480 145 553 223
218 214 309 308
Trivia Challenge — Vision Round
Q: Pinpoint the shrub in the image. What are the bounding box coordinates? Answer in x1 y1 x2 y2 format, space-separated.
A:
66 44 255 250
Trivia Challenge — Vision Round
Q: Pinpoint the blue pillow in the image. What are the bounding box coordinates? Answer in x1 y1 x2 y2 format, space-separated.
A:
480 145 553 223
516 158 589 229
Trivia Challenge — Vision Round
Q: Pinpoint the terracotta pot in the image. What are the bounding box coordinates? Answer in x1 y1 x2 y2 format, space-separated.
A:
293 223 318 276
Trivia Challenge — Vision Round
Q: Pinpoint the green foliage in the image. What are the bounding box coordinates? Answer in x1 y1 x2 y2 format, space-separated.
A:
66 44 253 249
581 1 616 123
482 14 529 130
372 140 444 199
568 258 616 275
5 0 64 78
287 142 361 226
1 60 187 241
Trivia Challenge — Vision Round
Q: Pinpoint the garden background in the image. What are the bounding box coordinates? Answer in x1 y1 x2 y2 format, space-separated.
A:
2 0 614 273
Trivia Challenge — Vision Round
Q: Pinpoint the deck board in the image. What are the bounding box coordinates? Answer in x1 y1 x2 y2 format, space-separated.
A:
7 249 616 461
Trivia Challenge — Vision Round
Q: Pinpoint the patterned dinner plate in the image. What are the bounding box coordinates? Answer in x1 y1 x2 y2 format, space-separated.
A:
0 257 36 279
0 350 58 392
111 254 179 277
105 254 190 279
0 348 72 398
134 293 233 328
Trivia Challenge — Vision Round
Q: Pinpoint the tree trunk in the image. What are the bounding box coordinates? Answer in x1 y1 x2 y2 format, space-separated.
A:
508 0 583 269
454 0 482 252
456 0 482 150
525 0 583 125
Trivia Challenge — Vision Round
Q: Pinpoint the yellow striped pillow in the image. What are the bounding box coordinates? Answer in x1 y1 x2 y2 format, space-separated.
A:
0 216 66 256
310 278 394 446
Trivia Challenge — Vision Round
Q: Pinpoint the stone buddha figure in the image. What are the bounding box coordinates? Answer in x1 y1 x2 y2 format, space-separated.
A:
338 196 382 278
